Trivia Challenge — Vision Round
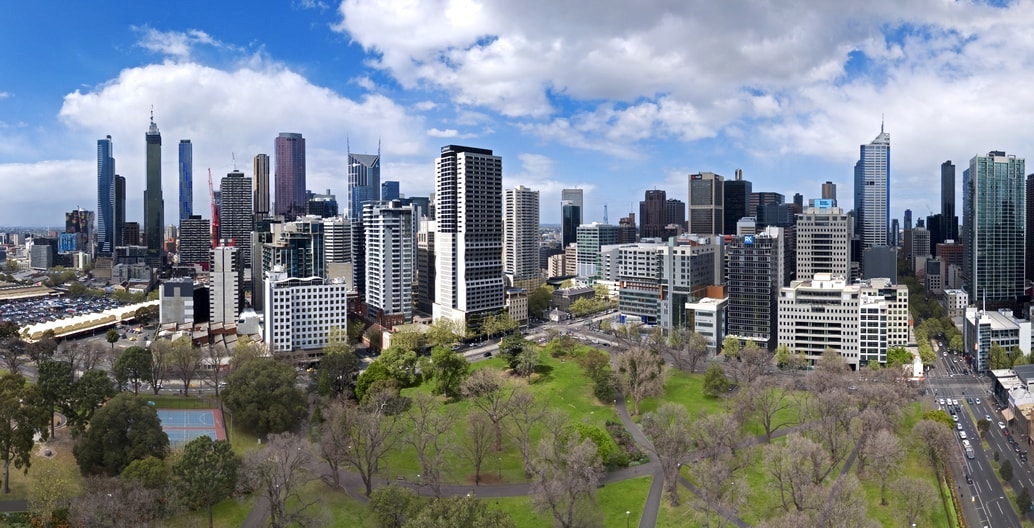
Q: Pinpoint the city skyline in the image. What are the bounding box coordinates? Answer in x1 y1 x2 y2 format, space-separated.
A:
4 3 1034 227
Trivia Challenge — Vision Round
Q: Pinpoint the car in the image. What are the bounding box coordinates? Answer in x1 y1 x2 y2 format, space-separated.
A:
966 473 973 484
953 399 960 406
959 431 968 440
976 398 982 405
999 421 1007 429
483 351 492 358
939 398 946 406
986 414 993 422
953 414 960 422
956 423 963 431
943 352 948 357
967 398 974 405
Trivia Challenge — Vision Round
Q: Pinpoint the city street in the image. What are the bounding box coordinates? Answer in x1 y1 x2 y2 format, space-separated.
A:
928 348 1028 528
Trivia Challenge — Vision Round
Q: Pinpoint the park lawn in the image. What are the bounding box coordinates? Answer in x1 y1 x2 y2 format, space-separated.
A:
386 347 621 486
164 494 255 528
856 454 951 527
1 435 83 501
482 475 651 528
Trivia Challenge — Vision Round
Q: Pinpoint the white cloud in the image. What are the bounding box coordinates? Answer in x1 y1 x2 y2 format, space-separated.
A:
352 76 376 91
413 101 437 111
132 26 235 59
0 92 10 99
426 128 458 138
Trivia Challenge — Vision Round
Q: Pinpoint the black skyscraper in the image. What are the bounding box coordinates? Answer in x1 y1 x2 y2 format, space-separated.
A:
941 160 957 241
723 170 752 235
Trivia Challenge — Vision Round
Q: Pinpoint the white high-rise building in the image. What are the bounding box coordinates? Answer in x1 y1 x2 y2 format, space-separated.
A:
364 200 415 325
796 204 851 281
854 126 890 250
778 274 908 369
504 185 540 286
323 215 352 284
432 145 505 329
263 269 349 357
209 246 239 324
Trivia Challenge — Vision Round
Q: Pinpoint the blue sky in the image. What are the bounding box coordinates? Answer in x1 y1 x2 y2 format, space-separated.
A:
2 0 1034 228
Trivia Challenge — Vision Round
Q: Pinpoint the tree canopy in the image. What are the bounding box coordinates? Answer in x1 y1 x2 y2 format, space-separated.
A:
73 393 169 476
222 359 306 435
173 436 240 528
0 373 51 493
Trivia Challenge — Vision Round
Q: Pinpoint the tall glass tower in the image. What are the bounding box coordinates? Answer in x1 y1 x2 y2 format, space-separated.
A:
96 136 115 255
963 151 1025 309
144 113 164 267
274 133 306 220
853 126 890 250
348 148 381 219
178 139 193 222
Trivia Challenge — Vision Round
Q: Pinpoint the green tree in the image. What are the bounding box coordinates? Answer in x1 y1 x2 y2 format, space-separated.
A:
426 318 461 349
27 330 58 368
989 343 1011 370
318 349 360 399
921 410 955 430
1001 459 1014 481
368 484 420 528
0 373 50 493
37 360 73 439
114 346 152 394
173 436 240 528
73 393 168 476
355 361 391 402
428 346 471 399
378 345 419 387
703 362 730 398
886 347 912 369
28 457 79 527
950 335 963 353
105 328 120 354
1018 486 1032 513
65 370 116 435
721 336 741 359
977 418 990 436
404 494 516 528
230 335 266 371
222 359 306 435
390 327 425 353
121 455 169 489
528 286 553 318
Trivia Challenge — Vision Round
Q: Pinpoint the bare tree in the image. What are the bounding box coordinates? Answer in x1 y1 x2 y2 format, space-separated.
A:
203 343 229 397
852 408 895 473
245 432 316 528
460 368 517 450
406 391 458 495
168 336 201 396
892 476 936 526
642 402 693 505
692 456 748 528
319 397 400 496
505 387 544 474
808 351 849 394
70 476 167 527
529 435 604 528
811 474 878 528
912 419 955 480
0 336 26 373
863 430 903 505
464 412 494 486
690 413 742 464
804 389 857 481
726 345 770 385
764 433 829 512
146 339 171 395
734 381 795 441
667 327 710 373
617 346 666 416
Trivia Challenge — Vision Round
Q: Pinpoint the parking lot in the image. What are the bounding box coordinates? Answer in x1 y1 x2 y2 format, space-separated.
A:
0 295 123 326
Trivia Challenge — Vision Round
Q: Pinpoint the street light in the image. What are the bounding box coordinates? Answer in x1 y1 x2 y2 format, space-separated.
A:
626 510 631 528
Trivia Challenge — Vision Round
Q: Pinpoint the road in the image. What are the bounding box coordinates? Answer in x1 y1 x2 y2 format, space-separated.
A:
927 346 1027 528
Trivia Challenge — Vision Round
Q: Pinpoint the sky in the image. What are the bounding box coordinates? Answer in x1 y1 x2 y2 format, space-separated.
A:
2 0 1034 229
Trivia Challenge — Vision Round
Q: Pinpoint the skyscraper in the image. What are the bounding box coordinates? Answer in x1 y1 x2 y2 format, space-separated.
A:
253 153 270 219
854 126 890 250
274 133 306 220
209 246 240 324
364 200 415 325
144 113 164 267
688 172 724 235
96 136 115 255
723 170 752 235
941 160 956 241
504 185 540 287
795 205 851 281
115 174 126 248
178 140 192 222
726 226 786 350
219 170 254 269
963 151 1025 309
381 180 400 202
433 145 504 329
178 215 211 270
561 188 583 247
639 190 668 239
822 181 837 203
348 148 381 219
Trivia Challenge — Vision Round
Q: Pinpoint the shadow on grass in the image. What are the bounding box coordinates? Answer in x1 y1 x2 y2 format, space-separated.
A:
530 364 554 384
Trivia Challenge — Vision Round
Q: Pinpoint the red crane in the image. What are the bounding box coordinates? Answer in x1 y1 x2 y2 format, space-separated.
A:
208 168 220 248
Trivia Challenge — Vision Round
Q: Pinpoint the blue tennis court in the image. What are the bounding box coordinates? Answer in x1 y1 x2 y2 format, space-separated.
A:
157 409 226 446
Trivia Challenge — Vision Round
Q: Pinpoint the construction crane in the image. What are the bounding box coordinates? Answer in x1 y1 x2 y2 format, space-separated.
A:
208 168 220 248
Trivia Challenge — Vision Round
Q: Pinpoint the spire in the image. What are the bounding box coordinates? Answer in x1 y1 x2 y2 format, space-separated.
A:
881 113 884 135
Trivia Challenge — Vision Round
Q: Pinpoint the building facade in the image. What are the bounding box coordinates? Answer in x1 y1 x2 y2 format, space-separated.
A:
209 246 240 324
432 145 505 329
178 140 192 223
963 151 1025 308
348 150 381 220
219 171 254 269
504 185 541 287
854 127 891 251
178 215 211 270
688 172 724 235
144 114 165 268
364 200 415 325
576 223 619 280
795 204 850 281
723 171 752 235
263 270 349 357
96 136 116 255
274 133 306 220
253 153 270 220
725 227 785 350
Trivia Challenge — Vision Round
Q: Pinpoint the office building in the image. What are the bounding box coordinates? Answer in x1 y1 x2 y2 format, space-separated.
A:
432 145 505 329
260 216 326 281
64 209 93 255
640 190 668 239
942 161 957 241
348 148 381 219
723 170 752 235
725 226 786 350
749 192 784 218
263 269 349 358
253 154 270 220
854 126 891 250
219 170 254 269
561 188 583 248
382 181 400 202
688 172 724 235
504 185 541 288
123 222 140 248
364 200 415 325
964 307 1032 374
416 219 436 314
323 215 352 283
274 133 306 220
821 181 837 203
307 189 338 218
862 245 898 283
576 223 619 279
1028 173 1034 282
778 274 908 369
160 277 195 325
617 213 637 243
178 140 192 222
96 136 116 255
143 113 165 268
686 294 728 356
795 204 851 281
209 246 240 324
963 151 1025 309
114 174 126 248
178 215 211 270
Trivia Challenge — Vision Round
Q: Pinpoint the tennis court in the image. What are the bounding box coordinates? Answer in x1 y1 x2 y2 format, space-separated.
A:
157 409 226 446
